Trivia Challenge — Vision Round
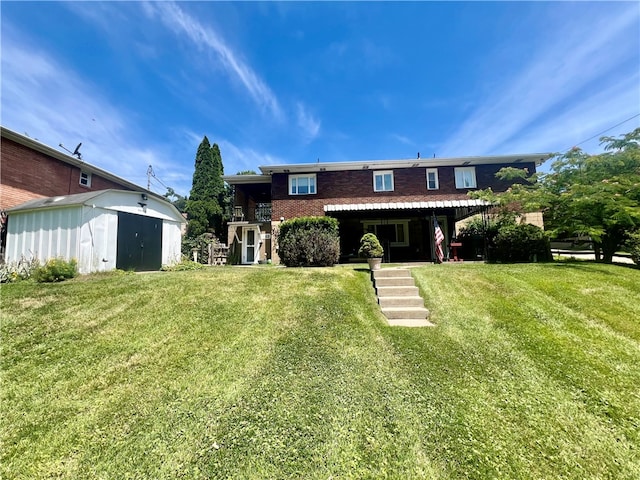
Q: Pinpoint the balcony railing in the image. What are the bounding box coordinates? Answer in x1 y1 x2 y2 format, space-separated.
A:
255 203 272 222
232 203 272 222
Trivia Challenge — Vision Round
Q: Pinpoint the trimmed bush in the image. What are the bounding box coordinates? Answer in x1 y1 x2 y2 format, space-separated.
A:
358 233 384 258
493 223 552 263
278 217 340 267
625 231 640 266
33 258 78 283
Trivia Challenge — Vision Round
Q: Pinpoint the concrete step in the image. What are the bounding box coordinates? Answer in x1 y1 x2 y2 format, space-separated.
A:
381 306 430 320
373 268 412 279
378 296 425 307
387 318 436 327
375 286 419 297
374 277 416 287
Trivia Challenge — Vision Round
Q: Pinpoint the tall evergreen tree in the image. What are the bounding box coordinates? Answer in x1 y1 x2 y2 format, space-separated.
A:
185 136 223 238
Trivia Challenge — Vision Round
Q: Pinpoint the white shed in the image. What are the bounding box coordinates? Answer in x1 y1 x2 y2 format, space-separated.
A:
5 190 185 273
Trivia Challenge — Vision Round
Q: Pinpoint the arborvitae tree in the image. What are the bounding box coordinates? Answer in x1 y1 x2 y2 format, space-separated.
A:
210 142 226 236
185 136 222 238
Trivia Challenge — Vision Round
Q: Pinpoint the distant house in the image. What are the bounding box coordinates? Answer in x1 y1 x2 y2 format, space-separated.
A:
1 126 159 258
5 190 184 273
1 127 184 271
224 154 550 264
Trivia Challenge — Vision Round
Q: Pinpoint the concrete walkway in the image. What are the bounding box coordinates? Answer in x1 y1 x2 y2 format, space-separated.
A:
551 250 635 265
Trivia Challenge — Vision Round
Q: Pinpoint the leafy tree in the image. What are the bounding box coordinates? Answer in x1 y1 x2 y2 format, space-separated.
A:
471 128 640 263
163 187 187 212
236 170 257 175
185 136 225 238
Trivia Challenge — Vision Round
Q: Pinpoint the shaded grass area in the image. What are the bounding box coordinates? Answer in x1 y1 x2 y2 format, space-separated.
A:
2 263 639 478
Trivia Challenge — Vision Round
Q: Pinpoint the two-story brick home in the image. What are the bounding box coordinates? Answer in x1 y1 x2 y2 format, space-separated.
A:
224 153 550 264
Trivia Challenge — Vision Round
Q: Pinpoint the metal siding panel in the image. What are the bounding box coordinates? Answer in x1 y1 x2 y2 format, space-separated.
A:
162 221 182 266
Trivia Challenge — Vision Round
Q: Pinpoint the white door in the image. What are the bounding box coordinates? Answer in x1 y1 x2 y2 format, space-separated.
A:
242 227 259 264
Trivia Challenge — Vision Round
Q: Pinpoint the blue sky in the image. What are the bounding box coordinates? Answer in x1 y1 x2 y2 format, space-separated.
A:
2 1 639 197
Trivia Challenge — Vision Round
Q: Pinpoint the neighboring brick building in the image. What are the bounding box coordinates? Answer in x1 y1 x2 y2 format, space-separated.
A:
1 126 150 258
224 154 550 264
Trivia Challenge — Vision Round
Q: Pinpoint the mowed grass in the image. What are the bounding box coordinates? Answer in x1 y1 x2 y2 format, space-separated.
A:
1 263 639 479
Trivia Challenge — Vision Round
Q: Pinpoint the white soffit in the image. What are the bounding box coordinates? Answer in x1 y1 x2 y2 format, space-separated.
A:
324 199 489 212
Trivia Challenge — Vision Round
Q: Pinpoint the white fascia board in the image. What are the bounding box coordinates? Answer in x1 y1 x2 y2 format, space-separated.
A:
259 153 552 175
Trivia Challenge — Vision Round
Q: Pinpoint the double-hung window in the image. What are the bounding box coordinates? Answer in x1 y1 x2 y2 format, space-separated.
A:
289 174 316 195
373 170 394 192
426 168 439 190
454 167 477 189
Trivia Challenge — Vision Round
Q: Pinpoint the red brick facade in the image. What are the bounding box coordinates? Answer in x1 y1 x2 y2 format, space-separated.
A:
270 163 535 219
1 136 136 211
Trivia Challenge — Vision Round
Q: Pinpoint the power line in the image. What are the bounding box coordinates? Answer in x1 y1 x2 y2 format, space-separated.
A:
564 113 640 152
146 165 170 191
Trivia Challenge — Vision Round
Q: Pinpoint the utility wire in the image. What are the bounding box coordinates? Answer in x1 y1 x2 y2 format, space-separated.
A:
564 112 640 152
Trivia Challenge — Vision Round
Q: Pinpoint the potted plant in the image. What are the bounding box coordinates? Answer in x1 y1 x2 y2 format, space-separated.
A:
359 233 384 270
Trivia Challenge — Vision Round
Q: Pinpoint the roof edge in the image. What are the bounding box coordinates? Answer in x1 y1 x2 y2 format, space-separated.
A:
1 126 157 197
259 153 552 174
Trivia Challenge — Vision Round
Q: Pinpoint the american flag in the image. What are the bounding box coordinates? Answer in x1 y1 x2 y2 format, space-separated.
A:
434 217 445 263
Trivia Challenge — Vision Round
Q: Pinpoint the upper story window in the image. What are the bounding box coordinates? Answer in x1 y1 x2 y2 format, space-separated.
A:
373 170 394 192
426 168 439 190
289 174 316 195
79 171 92 187
454 167 476 189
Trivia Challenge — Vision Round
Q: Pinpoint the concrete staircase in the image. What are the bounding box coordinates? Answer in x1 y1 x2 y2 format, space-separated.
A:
372 268 434 327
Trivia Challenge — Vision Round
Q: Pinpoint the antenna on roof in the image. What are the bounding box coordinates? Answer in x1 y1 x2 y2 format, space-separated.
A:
59 142 83 160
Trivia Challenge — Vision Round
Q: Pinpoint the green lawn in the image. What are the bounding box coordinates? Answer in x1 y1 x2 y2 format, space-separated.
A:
2 263 639 479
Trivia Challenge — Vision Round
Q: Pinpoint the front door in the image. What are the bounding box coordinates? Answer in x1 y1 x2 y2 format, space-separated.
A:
242 227 259 264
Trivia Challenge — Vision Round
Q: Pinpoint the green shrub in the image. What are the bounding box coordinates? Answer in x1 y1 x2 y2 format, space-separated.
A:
0 256 41 283
624 231 640 266
33 258 78 283
181 232 219 264
358 233 384 258
492 223 552 263
278 217 340 267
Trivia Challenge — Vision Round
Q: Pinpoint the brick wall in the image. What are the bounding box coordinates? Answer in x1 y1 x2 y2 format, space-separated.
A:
1 138 134 210
271 162 535 219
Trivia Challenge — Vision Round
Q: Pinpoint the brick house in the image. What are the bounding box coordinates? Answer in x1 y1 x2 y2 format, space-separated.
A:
1 126 154 259
224 153 550 264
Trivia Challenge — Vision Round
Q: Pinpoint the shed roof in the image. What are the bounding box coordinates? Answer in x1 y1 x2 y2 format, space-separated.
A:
6 189 185 223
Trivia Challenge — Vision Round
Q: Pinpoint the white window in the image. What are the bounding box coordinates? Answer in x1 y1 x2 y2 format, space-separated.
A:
289 174 316 195
79 171 91 187
454 167 477 189
373 170 394 192
363 220 409 247
426 168 439 190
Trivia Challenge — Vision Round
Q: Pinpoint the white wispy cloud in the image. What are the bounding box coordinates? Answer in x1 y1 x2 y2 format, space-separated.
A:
0 33 190 195
147 1 283 121
440 5 640 157
296 102 321 142
390 134 415 146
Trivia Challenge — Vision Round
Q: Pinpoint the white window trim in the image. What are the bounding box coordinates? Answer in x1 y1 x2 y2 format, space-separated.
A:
426 168 439 190
288 174 317 195
362 220 409 247
373 170 394 192
454 167 477 189
79 171 92 188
